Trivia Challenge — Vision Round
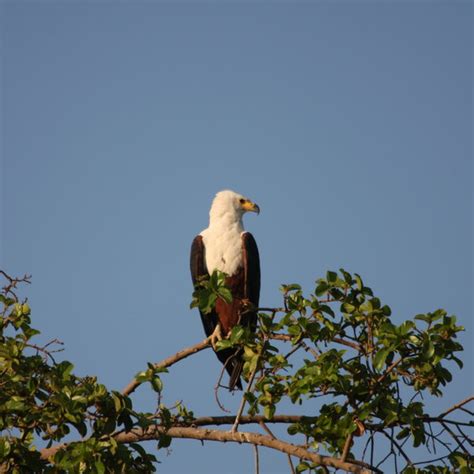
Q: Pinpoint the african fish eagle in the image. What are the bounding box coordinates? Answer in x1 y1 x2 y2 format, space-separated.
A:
190 190 261 390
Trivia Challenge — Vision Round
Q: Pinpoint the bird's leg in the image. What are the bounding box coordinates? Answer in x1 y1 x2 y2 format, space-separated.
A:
210 323 223 350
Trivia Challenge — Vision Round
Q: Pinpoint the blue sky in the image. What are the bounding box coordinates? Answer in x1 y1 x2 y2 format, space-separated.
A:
1 1 472 472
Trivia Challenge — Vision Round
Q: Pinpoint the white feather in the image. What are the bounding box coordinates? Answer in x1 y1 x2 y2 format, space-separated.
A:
200 190 249 276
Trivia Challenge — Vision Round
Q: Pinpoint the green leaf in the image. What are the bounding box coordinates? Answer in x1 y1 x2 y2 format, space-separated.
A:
452 356 464 369
373 348 391 371
135 371 149 383
342 303 356 314
264 405 275 419
94 461 105 474
287 424 299 435
415 314 430 323
151 376 163 393
296 462 310 473
158 434 172 449
396 427 410 440
59 361 74 380
218 287 233 303
384 411 398 426
112 392 123 413
0 438 11 457
315 280 329 297
319 305 335 318
230 326 244 344
423 340 435 359
340 268 353 284
326 271 337 283
215 339 232 350
73 421 88 437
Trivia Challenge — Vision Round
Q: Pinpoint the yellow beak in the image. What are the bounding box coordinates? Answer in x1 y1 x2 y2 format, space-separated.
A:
241 200 260 214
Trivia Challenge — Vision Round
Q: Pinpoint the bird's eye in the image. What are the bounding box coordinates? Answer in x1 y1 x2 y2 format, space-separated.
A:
239 198 245 204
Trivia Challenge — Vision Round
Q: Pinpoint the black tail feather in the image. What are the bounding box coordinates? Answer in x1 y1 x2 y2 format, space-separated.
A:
215 347 244 391
228 355 244 391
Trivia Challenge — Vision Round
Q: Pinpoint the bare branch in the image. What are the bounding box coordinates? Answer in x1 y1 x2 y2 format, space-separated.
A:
0 270 31 301
45 425 377 473
439 395 474 418
341 432 354 462
381 430 413 468
25 338 64 364
213 354 234 413
253 444 260 474
119 426 378 473
440 421 470 455
40 422 380 473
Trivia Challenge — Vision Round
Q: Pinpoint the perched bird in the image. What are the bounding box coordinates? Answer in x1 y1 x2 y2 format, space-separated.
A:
190 190 261 390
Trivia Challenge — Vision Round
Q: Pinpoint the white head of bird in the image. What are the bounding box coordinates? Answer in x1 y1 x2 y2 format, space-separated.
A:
208 190 260 228
201 190 260 275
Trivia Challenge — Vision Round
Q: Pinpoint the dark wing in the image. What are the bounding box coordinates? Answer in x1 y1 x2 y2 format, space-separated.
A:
190 233 261 391
242 232 261 310
190 235 241 388
227 232 261 390
190 235 218 338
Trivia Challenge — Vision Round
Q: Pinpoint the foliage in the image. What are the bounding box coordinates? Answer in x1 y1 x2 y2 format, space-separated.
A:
194 269 472 473
190 270 232 314
0 273 157 473
0 270 472 473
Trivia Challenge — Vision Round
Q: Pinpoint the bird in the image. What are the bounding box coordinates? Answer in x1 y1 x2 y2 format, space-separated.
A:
190 190 261 390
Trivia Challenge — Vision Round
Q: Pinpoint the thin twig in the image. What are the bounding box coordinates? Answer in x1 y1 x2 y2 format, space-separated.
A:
232 355 260 433
300 340 320 359
0 270 32 301
439 396 474 418
25 339 64 364
253 444 260 474
440 421 469 454
381 430 413 467
376 358 403 384
213 355 233 413
341 432 353 462
412 454 454 466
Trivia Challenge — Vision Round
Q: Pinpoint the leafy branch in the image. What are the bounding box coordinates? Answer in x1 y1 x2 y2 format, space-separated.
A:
0 269 472 473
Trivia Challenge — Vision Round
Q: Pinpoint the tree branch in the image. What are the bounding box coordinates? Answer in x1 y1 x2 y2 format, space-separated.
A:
126 426 376 473
39 423 380 473
253 444 260 474
380 430 413 468
122 337 211 396
270 333 362 352
439 395 473 418
259 420 296 474
0 270 31 301
341 432 354 462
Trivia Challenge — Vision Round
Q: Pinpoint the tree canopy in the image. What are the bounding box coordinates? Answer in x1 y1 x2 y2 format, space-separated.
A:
0 269 472 473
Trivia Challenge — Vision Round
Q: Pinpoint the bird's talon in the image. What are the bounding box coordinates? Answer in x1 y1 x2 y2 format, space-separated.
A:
210 324 223 350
